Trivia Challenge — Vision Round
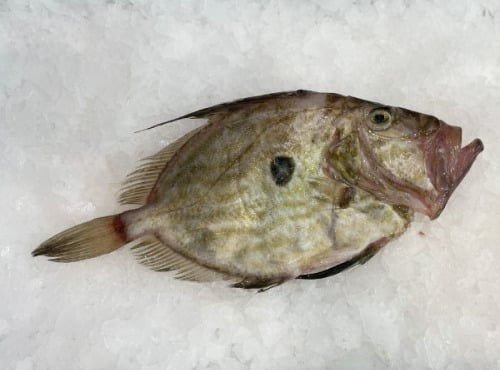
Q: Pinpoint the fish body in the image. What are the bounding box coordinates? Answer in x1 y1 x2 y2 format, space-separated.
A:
33 90 484 289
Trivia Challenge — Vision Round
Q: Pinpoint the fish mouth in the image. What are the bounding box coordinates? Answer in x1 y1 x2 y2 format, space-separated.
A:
424 122 484 219
327 122 483 220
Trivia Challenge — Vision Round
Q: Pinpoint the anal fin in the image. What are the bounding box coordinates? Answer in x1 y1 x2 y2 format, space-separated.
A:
130 235 233 283
130 236 285 291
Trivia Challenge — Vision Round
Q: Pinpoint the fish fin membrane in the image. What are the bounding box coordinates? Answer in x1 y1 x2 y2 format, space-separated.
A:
133 237 285 289
32 215 125 262
130 235 235 283
118 126 205 206
139 90 318 131
306 176 355 207
231 279 285 292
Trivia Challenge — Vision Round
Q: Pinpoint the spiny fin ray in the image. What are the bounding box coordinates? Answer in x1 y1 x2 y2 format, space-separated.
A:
130 236 234 282
138 90 316 131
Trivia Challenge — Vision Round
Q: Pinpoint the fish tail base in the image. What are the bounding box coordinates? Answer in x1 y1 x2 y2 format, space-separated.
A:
32 215 127 262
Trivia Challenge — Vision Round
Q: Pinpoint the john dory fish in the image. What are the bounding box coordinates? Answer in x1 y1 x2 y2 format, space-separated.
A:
33 90 484 290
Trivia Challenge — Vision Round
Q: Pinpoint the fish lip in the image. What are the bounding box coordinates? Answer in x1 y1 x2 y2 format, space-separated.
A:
424 123 484 219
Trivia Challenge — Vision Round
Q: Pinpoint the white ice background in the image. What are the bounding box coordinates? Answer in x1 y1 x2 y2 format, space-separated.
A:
1 1 500 369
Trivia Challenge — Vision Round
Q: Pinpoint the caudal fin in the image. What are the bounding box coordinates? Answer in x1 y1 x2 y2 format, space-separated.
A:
32 215 127 262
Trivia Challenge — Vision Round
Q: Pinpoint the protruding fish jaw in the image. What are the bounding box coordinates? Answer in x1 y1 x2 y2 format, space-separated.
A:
325 119 483 220
424 122 484 219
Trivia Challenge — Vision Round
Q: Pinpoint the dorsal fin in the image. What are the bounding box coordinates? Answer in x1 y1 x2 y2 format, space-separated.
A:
139 90 319 131
118 126 205 205
121 90 333 206
130 235 235 282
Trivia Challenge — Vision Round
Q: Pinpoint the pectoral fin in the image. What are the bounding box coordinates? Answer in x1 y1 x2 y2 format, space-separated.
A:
307 176 355 208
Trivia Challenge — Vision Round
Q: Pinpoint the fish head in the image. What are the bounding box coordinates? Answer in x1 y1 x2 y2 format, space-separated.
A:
325 97 484 219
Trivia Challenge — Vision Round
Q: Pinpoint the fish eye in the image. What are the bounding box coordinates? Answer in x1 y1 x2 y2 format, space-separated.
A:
368 108 392 131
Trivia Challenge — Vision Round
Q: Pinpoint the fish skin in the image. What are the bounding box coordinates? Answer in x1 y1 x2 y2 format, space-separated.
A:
33 90 484 289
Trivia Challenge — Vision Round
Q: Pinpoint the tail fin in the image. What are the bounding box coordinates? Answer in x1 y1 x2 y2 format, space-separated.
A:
32 215 127 262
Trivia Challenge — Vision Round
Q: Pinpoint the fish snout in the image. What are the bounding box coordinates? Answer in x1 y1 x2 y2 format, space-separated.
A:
424 122 483 219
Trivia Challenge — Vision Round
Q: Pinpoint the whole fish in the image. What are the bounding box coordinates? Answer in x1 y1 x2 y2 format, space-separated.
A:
33 90 484 290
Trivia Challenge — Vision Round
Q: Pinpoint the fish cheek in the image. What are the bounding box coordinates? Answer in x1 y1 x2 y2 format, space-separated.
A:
366 133 432 190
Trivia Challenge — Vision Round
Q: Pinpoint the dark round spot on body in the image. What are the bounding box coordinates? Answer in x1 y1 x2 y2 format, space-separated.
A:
270 156 295 186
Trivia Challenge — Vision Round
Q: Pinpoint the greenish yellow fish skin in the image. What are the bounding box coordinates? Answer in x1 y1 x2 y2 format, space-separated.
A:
33 90 484 290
